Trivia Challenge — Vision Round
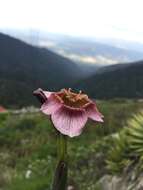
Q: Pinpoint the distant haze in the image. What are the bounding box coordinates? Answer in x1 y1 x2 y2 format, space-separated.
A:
0 0 143 42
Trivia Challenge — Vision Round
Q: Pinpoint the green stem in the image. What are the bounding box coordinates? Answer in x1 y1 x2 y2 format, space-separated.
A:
52 133 68 190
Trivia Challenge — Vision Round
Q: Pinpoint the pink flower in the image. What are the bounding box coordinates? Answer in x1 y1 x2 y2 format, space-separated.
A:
34 88 103 137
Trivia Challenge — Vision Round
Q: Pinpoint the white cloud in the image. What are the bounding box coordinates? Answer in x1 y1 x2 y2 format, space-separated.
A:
0 0 143 42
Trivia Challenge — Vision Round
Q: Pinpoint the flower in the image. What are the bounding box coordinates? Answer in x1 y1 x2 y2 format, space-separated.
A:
34 88 103 137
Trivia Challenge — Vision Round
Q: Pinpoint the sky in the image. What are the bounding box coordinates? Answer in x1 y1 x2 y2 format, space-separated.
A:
0 0 143 42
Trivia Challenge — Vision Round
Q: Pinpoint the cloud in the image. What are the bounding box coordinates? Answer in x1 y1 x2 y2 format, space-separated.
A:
0 0 143 42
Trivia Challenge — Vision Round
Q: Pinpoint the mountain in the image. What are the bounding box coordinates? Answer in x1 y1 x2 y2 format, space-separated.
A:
98 38 143 53
1 31 142 107
44 36 143 64
75 61 143 99
2 30 143 65
0 33 84 108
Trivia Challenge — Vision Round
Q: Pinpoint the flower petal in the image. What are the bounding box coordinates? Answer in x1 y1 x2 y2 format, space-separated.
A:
41 95 62 115
51 106 88 137
85 103 104 122
33 88 53 103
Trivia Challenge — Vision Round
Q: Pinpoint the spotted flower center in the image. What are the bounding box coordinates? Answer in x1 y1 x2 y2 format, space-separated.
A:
55 89 90 108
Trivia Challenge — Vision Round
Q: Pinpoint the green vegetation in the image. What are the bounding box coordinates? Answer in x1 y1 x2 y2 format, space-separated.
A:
0 100 142 190
107 111 143 175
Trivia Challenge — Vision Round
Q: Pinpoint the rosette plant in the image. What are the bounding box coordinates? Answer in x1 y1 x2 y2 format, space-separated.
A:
34 88 103 190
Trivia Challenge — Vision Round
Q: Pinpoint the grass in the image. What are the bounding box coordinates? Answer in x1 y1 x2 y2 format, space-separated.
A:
0 99 142 190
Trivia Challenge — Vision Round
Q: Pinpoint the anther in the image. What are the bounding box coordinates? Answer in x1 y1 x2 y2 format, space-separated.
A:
68 88 72 92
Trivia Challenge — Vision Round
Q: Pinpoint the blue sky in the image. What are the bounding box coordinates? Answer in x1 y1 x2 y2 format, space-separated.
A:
0 0 143 42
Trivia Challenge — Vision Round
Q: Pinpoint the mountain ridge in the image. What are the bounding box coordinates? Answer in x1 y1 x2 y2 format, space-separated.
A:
75 61 143 99
0 32 83 107
2 30 143 65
